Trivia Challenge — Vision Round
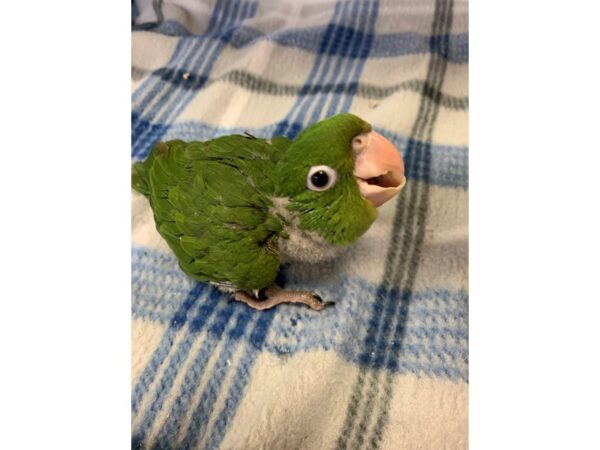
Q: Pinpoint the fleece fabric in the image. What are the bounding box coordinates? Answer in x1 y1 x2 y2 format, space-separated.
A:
131 0 468 448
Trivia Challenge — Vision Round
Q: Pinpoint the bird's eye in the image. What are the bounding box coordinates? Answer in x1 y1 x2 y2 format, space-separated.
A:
306 165 338 191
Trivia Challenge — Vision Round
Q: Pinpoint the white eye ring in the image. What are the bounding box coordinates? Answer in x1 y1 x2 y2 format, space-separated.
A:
306 165 338 192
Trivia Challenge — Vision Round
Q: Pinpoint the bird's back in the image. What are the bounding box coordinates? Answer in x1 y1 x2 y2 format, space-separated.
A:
132 136 284 290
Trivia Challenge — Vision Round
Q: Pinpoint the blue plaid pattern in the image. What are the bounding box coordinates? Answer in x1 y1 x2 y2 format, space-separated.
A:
132 0 468 448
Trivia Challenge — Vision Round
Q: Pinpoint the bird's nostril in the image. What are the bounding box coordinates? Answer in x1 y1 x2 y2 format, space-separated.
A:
352 133 371 152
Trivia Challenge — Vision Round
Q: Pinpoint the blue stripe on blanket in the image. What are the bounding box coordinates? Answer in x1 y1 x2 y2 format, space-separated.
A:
132 265 278 448
132 246 468 382
307 0 368 124
201 341 265 450
131 0 139 25
132 245 467 448
129 117 468 190
131 283 207 415
144 20 468 63
178 311 274 450
340 4 379 112
273 0 351 138
132 1 259 158
149 304 252 449
134 290 236 446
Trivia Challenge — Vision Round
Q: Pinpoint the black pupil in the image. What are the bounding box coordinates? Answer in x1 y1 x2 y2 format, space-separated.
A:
311 170 329 188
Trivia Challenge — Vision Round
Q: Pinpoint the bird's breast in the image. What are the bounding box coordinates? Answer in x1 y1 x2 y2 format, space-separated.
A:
270 197 346 264
278 223 345 263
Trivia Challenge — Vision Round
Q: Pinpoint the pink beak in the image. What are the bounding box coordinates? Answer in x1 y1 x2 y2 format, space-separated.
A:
353 131 407 207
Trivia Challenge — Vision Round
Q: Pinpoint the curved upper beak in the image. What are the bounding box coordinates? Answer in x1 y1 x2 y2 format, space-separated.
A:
353 131 406 207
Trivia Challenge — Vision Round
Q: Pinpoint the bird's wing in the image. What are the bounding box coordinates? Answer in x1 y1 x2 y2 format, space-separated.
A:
146 137 283 291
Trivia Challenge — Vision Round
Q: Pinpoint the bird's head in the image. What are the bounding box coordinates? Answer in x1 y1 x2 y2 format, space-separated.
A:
275 113 406 245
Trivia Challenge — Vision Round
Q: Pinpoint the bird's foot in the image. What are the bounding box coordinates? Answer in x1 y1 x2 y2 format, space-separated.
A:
233 285 334 311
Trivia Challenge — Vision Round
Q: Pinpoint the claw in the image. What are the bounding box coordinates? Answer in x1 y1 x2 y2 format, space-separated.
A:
307 295 336 311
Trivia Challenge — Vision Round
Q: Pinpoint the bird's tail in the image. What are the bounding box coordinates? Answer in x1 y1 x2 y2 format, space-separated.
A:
132 141 174 195
131 160 150 196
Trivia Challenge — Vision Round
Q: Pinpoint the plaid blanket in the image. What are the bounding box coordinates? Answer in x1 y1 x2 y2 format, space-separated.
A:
131 0 468 448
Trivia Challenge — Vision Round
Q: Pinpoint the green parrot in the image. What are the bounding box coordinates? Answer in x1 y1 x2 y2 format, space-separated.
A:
131 113 406 310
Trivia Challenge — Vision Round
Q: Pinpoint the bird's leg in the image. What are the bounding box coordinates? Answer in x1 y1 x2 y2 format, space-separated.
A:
233 285 334 311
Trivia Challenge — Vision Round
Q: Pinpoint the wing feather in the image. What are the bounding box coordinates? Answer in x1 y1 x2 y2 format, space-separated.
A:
145 137 282 290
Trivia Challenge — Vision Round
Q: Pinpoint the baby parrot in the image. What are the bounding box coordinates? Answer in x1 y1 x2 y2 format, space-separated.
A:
132 113 406 310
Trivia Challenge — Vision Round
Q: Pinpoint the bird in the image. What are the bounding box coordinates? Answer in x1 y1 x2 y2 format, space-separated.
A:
131 113 406 310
